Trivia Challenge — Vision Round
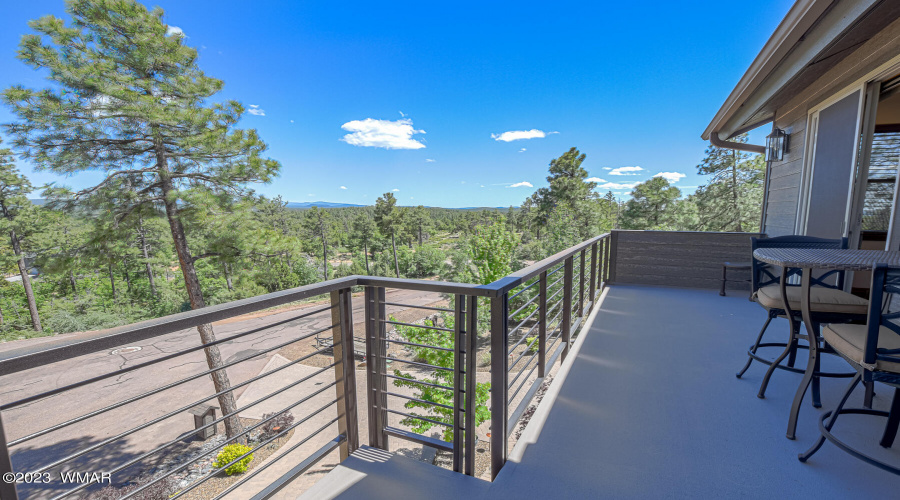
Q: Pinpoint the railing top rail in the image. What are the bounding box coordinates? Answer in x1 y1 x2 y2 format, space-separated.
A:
488 234 610 295
0 234 612 375
0 276 356 375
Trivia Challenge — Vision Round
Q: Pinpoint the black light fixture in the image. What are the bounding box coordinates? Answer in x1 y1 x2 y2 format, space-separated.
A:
765 128 788 162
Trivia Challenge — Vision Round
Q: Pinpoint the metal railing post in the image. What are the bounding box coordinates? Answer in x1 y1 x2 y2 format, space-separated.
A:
562 257 573 360
578 249 586 319
589 243 598 307
330 289 359 460
538 271 548 378
0 411 18 500
452 294 464 473
464 295 478 477
490 294 509 480
365 286 388 450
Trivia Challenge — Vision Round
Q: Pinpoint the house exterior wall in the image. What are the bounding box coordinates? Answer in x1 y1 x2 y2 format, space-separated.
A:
763 16 900 237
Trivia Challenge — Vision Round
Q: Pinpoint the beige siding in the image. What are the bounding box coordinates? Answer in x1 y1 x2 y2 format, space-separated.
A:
610 230 762 290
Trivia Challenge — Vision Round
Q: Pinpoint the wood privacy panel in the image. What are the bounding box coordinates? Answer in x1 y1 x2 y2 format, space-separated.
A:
610 230 763 290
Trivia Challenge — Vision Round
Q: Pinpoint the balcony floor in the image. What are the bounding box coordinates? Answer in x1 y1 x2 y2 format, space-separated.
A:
301 285 900 498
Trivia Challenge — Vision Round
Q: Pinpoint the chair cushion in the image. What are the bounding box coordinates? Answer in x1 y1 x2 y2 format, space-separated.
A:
823 323 900 373
755 285 868 315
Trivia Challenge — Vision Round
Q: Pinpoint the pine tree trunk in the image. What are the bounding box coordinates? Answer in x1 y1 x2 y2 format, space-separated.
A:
155 140 244 443
391 231 400 278
322 236 328 280
363 240 370 275
122 258 132 293
418 227 422 246
138 216 158 296
8 229 40 332
223 263 234 291
69 271 77 297
731 151 743 232
108 264 117 302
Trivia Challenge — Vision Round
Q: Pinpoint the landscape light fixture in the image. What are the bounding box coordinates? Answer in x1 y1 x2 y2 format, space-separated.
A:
765 128 788 162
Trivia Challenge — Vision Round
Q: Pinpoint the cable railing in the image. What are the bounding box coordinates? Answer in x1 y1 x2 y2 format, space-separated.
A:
0 233 613 498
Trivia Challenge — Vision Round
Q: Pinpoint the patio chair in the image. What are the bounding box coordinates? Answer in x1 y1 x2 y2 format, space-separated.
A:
799 263 900 475
737 235 868 402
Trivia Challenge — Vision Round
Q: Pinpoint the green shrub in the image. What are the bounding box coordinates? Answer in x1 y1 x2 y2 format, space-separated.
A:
213 444 254 475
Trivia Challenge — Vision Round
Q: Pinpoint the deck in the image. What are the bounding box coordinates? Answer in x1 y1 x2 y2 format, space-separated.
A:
301 285 900 498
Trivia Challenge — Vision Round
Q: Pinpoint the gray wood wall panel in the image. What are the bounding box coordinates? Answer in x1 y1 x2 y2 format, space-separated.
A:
610 230 763 291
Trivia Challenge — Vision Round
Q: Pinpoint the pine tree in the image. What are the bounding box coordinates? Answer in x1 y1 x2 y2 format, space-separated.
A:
374 193 401 278
0 141 42 331
3 0 281 441
694 133 765 232
621 177 682 229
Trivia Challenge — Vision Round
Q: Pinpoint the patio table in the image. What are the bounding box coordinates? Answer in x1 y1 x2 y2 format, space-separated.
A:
753 247 900 439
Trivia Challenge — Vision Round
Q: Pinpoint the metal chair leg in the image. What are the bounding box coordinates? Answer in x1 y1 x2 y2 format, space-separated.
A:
786 337 799 368
720 265 727 296
811 353 822 409
800 374 861 462
864 381 876 409
737 315 773 379
880 387 900 449
758 319 798 399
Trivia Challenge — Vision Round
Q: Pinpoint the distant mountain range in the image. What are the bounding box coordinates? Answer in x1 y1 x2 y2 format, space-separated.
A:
29 199 509 211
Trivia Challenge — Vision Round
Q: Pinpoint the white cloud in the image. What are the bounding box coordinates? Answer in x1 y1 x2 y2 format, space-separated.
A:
308 193 314 197
491 129 551 142
608 166 643 176
518 148 527 153
392 188 400 192
602 167 612 170
598 181 640 190
653 172 686 183
340 118 426 149
508 181 533 188
290 120 294 123
340 186 347 190
166 26 185 37
426 158 436 163
247 104 265 116
480 184 485 188
399 111 407 117
585 177 605 183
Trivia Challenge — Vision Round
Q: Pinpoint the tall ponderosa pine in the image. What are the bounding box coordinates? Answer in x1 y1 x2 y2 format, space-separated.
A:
301 207 333 280
0 141 42 331
621 177 682 229
3 0 280 440
694 133 765 232
350 213 376 274
374 193 401 278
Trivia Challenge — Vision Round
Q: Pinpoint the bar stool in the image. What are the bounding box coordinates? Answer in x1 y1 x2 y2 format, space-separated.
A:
737 236 865 404
800 263 900 474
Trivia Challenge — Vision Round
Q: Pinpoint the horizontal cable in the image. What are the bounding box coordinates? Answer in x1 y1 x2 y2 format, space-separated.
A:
383 302 454 313
211 432 345 500
386 391 457 411
10 322 339 446
168 413 342 500
507 306 540 339
507 321 539 356
508 351 539 391
68 384 340 500
547 264 564 276
383 319 454 333
508 332 540 372
385 356 454 372
386 408 453 428
508 278 540 301
509 362 540 404
384 373 454 392
110 382 337 500
385 337 455 353
2 306 337 411
507 292 539 321
34 359 339 476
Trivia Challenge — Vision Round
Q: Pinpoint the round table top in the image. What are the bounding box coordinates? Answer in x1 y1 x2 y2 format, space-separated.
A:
753 247 900 271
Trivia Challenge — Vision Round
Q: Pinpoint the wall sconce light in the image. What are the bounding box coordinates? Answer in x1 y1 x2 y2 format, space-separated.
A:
765 128 788 162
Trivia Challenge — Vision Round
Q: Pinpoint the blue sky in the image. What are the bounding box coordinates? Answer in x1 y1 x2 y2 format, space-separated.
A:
0 0 793 208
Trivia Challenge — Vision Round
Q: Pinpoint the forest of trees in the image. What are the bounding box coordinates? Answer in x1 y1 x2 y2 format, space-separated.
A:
0 0 766 346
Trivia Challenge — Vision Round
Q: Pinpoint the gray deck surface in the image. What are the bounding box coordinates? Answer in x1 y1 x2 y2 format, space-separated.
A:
300 285 900 499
